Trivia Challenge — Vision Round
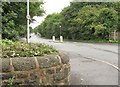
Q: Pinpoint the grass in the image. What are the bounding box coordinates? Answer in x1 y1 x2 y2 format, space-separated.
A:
8 76 15 87
64 39 120 43
0 39 58 58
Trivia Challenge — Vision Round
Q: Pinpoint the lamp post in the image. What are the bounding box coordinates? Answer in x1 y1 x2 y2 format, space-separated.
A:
59 25 61 36
59 25 63 42
27 0 30 43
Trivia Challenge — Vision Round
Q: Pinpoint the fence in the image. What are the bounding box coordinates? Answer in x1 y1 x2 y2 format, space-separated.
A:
109 31 120 40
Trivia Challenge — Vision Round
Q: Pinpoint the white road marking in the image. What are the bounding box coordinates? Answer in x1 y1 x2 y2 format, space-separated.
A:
83 56 120 71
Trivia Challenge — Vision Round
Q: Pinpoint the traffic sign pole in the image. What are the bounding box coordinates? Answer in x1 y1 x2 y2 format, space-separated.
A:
27 0 30 43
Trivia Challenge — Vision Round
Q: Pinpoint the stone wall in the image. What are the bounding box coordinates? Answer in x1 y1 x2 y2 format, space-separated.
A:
1 53 70 86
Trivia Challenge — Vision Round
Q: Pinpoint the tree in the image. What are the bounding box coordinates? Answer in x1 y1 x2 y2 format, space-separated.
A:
35 13 62 38
2 1 45 41
35 2 120 41
96 8 118 39
60 2 119 40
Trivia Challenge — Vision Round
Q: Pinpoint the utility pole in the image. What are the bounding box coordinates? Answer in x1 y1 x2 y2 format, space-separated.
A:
27 0 30 43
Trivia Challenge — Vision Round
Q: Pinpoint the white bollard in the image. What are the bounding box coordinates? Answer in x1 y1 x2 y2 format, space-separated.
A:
60 36 63 42
52 36 55 42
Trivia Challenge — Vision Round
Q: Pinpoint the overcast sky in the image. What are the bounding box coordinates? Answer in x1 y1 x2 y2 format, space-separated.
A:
30 0 73 28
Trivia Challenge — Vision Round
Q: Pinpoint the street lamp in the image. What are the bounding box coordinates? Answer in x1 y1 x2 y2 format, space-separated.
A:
26 0 30 43
59 25 61 36
59 25 63 42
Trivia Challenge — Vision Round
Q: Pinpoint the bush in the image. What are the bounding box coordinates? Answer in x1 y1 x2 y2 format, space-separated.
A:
0 39 58 58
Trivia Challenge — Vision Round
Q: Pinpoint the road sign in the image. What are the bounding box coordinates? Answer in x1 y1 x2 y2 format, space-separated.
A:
26 15 31 20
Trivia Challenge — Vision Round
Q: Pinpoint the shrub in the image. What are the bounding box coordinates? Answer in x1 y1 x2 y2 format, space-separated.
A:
0 39 58 58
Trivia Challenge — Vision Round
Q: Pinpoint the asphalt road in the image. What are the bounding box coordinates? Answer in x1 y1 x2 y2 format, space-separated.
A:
21 35 119 85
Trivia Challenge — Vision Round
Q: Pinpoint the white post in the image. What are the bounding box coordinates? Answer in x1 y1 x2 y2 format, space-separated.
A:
52 36 55 42
27 0 30 43
60 36 63 42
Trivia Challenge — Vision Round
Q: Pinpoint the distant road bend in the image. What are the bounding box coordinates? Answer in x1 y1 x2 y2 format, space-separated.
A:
21 34 119 85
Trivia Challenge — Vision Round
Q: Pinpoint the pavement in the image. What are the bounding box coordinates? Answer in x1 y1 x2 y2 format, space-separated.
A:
21 35 119 85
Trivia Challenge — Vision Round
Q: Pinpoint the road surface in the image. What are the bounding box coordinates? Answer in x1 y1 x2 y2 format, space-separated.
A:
21 35 119 85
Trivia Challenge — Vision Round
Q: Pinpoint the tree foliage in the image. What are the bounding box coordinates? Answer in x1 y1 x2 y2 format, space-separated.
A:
35 2 120 40
2 1 45 41
35 13 62 38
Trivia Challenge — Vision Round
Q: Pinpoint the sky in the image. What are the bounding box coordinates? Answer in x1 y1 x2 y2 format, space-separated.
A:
30 0 73 29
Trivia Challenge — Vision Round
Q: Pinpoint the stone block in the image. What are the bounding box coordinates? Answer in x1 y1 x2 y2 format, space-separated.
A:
37 55 60 69
56 66 63 73
17 73 28 78
24 79 40 85
41 77 54 85
53 73 65 81
2 59 11 72
0 74 2 78
30 72 40 79
2 80 9 85
2 74 13 80
64 67 70 78
46 68 55 75
63 77 70 85
12 57 36 71
40 70 46 76
13 80 23 85
59 53 69 64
